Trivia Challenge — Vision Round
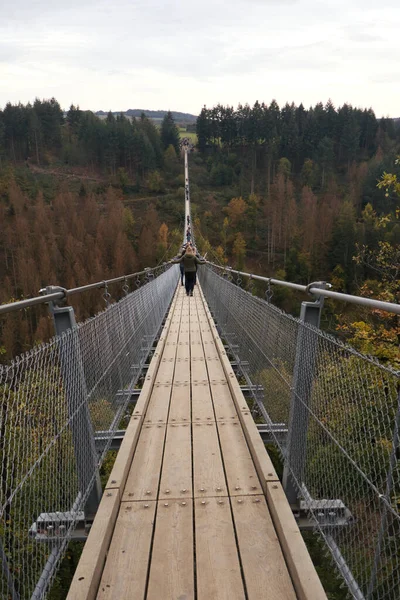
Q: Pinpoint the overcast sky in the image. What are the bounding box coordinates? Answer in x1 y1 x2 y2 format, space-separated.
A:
1 0 399 117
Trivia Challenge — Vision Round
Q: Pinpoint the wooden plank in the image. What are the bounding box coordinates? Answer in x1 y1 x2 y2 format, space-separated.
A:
190 309 215 420
193 422 227 497
175 340 190 367
67 490 120 600
105 291 180 491
190 337 204 359
238 409 280 488
231 495 297 600
144 293 183 422
191 356 208 381
122 424 166 501
105 416 143 491
154 356 175 383
209 382 239 421
204 355 226 381
144 384 172 424
168 382 191 423
130 290 179 416
147 499 194 600
192 381 215 422
173 356 190 384
159 423 192 500
217 421 262 496
169 316 190 421
266 482 328 600
96 501 156 600
174 324 190 384
195 497 245 600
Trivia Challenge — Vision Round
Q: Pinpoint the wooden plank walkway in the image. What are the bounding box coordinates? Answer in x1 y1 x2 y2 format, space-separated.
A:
67 285 327 600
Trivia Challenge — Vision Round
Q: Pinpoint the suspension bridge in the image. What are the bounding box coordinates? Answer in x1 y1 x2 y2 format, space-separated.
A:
0 148 399 600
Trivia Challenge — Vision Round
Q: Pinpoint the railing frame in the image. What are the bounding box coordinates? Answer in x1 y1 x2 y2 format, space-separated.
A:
46 289 102 520
282 283 326 507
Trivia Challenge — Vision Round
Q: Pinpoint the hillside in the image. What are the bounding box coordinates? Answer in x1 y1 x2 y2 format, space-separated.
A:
0 96 399 369
95 108 197 124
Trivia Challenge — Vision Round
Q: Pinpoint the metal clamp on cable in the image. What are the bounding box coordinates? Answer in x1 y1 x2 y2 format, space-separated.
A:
40 285 68 307
102 281 111 307
305 281 331 297
122 277 129 296
265 278 273 303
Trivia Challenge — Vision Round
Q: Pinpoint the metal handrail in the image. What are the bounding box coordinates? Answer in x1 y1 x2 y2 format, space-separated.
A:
206 261 400 316
0 265 167 316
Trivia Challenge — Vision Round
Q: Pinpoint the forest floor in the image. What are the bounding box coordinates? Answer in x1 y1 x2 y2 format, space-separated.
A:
27 163 105 183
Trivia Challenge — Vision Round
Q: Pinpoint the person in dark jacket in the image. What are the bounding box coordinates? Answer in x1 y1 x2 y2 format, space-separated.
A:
172 246 205 296
176 244 187 286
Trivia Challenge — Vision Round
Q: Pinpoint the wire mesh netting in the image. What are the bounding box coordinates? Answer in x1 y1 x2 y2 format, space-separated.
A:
0 264 178 600
199 265 400 600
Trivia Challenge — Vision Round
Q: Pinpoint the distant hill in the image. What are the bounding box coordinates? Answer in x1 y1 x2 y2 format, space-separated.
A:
95 109 197 124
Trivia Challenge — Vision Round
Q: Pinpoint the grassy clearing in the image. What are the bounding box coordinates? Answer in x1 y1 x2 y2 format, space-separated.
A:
179 127 197 144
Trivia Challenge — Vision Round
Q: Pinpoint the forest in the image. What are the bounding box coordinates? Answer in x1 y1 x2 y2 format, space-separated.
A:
193 101 400 368
0 97 399 369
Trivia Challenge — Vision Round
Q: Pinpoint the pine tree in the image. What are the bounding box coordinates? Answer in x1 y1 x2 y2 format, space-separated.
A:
161 111 180 154
196 107 209 152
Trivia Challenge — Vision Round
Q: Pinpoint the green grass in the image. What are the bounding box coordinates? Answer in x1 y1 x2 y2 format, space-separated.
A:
179 127 197 144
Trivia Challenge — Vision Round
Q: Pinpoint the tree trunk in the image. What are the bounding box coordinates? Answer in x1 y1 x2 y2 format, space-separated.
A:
250 145 256 196
34 130 40 166
11 134 16 162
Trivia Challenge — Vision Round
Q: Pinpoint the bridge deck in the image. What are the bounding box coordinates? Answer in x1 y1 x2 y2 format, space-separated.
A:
68 285 327 600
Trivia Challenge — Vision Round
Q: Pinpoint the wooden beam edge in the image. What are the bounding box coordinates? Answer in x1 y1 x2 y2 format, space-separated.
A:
267 482 328 600
66 489 120 600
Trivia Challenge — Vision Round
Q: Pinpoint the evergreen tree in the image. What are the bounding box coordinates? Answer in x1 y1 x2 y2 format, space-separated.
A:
66 104 82 132
196 107 209 152
0 113 5 167
161 111 180 154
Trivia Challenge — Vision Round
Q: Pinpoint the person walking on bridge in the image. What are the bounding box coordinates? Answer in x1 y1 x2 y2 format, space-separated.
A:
176 244 187 286
172 245 205 296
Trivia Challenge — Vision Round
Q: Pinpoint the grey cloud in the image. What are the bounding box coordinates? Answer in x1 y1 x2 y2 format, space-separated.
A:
347 32 383 43
1 0 399 115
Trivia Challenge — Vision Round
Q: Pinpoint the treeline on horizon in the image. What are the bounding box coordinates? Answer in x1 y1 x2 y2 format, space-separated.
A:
196 100 399 176
0 98 182 177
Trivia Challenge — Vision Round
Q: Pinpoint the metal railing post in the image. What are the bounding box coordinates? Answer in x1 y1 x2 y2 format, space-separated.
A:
45 287 102 521
282 283 326 508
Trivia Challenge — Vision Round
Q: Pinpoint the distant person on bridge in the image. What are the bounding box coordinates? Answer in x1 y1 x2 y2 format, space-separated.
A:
176 244 188 286
186 227 191 242
172 245 205 296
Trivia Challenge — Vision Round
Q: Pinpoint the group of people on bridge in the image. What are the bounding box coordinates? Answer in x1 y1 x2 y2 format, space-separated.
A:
180 136 195 152
172 243 205 296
